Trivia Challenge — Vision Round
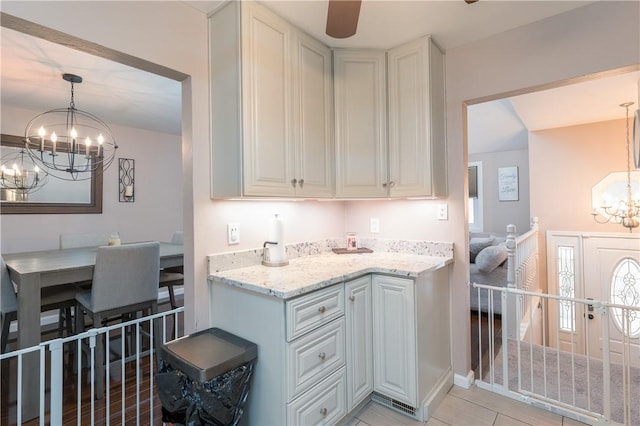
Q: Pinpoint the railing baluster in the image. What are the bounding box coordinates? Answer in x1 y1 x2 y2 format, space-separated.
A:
49 339 64 425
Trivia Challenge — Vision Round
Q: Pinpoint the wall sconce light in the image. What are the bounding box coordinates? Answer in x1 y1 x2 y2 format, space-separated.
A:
119 158 135 202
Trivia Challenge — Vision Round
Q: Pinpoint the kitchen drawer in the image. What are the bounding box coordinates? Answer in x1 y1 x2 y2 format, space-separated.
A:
287 318 345 401
286 284 344 341
287 367 346 426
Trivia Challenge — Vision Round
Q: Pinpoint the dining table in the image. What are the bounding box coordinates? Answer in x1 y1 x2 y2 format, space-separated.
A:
2 241 183 420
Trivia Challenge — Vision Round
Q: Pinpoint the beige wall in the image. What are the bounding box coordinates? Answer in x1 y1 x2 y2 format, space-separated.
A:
445 1 639 377
529 118 631 293
469 148 530 235
2 1 639 381
1 105 183 253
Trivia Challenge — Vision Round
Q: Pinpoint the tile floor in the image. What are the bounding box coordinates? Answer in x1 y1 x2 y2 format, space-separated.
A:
346 385 588 426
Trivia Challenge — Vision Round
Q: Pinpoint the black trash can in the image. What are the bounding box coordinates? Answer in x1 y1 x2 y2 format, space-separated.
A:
156 328 257 426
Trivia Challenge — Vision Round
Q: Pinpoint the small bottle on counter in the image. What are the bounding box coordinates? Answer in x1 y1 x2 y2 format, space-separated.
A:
346 232 357 251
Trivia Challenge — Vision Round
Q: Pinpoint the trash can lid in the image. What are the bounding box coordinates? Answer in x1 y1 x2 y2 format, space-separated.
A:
161 327 257 382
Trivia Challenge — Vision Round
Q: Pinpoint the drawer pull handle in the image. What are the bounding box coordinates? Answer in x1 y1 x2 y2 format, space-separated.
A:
318 352 326 360
349 295 355 302
320 407 328 417
318 306 326 313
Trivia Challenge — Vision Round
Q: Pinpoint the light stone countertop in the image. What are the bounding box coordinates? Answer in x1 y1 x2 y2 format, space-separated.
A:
208 251 453 299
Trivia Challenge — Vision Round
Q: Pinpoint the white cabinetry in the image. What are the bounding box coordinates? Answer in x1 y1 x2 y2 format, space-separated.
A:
292 30 334 197
209 1 333 198
345 276 373 411
388 37 446 197
334 50 388 198
370 270 452 421
372 275 417 405
209 266 451 424
333 37 446 198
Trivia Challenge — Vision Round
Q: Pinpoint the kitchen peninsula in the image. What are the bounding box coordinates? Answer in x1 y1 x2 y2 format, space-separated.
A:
208 239 453 425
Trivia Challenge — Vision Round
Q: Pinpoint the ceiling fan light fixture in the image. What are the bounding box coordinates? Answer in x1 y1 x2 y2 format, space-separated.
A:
326 0 362 39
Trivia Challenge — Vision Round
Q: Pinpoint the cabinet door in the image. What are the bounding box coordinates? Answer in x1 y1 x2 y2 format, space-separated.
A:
372 275 416 406
334 50 388 198
241 2 295 196
292 30 334 198
345 276 373 411
388 37 432 197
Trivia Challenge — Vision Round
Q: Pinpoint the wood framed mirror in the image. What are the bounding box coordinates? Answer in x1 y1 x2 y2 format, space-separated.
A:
0 134 103 214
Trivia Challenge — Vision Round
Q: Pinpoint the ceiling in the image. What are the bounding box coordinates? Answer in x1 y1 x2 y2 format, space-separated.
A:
2 0 638 152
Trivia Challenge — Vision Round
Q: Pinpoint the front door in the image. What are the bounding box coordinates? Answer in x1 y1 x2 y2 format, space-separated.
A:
583 234 640 365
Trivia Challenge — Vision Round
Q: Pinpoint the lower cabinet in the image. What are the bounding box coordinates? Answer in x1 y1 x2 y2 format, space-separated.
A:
372 275 417 405
345 275 373 411
287 367 347 425
209 267 451 425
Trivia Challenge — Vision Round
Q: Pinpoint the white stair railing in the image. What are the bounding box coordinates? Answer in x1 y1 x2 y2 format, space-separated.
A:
472 283 640 425
0 307 184 425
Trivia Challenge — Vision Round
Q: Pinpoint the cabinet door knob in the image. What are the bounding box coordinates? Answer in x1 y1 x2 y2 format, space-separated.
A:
299 178 304 187
318 352 326 360
291 178 297 186
320 407 328 417
382 182 387 188
349 295 355 302
389 181 395 188
318 306 326 313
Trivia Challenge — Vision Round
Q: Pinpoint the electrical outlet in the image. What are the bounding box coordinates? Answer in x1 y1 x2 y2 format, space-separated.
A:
227 223 240 245
437 204 448 221
370 218 380 233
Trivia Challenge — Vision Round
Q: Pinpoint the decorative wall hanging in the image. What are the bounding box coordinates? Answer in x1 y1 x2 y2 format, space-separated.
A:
119 158 135 202
498 166 519 201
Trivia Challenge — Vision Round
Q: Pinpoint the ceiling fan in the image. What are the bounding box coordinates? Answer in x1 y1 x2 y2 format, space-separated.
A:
326 0 479 39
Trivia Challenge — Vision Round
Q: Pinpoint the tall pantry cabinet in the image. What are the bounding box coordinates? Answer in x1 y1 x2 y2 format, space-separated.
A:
209 1 333 198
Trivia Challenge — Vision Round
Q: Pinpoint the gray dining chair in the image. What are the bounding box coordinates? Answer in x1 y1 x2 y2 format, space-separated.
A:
75 241 160 399
159 231 184 310
1 256 76 354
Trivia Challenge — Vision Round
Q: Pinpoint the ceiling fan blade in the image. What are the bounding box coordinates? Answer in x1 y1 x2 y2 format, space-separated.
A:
326 0 362 39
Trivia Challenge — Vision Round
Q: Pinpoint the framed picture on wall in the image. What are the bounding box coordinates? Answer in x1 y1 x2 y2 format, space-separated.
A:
498 166 519 201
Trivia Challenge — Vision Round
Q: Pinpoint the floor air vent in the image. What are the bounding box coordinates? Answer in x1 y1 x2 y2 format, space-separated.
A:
371 392 417 418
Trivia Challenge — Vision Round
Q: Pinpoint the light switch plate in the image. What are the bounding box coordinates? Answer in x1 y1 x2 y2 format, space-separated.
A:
227 223 240 244
437 204 448 221
370 218 380 233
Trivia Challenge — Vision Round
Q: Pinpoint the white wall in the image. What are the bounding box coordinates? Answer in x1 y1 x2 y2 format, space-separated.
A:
469 148 530 235
2 0 639 379
1 105 182 253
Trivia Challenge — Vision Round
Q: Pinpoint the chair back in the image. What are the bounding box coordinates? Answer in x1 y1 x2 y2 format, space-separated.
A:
91 242 160 312
60 232 110 249
0 257 17 316
171 231 184 245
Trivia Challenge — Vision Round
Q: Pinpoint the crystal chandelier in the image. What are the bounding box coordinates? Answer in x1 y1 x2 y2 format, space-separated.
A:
24 73 117 181
591 102 640 231
0 143 48 199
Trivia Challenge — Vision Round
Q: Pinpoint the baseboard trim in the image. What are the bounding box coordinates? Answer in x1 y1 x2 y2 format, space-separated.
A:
420 368 454 421
454 370 475 389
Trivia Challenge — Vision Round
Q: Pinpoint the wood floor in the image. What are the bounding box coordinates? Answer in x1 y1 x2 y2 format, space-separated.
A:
1 299 182 426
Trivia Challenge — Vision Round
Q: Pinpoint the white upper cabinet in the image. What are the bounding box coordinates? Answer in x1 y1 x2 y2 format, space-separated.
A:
334 37 446 199
388 37 446 197
210 1 445 199
209 1 333 198
292 30 334 198
241 3 293 196
334 50 388 198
